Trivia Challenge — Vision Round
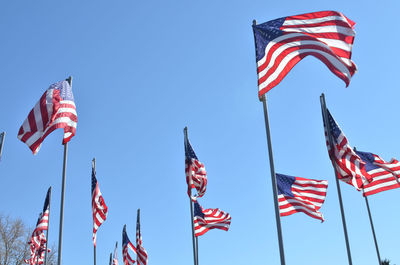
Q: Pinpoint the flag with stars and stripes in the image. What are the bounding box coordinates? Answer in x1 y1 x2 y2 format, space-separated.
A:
276 173 328 221
92 165 108 246
252 11 357 97
184 134 207 200
25 188 51 265
355 150 400 196
193 200 231 237
17 79 77 154
136 211 148 265
323 109 372 190
122 225 137 265
112 242 119 265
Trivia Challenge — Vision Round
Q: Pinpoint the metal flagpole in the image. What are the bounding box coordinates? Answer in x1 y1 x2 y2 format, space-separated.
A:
195 236 199 265
92 158 97 265
57 76 72 265
44 187 52 265
184 127 198 265
109 253 112 265
252 19 285 265
364 193 382 264
320 93 353 265
260 94 286 265
0 132 5 161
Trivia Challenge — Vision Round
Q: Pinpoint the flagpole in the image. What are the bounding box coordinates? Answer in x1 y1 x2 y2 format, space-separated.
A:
260 94 286 265
252 19 286 265
365 194 382 264
195 236 199 265
320 93 353 265
92 158 97 265
57 76 72 265
109 253 112 265
44 187 52 265
184 127 198 265
0 132 5 160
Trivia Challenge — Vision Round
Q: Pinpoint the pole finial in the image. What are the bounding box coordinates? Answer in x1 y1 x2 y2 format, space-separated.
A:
253 19 257 26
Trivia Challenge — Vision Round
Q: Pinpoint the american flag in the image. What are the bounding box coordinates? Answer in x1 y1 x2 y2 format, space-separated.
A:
184 134 207 200
193 200 231 237
25 188 51 265
122 225 137 265
18 79 77 154
355 150 400 196
276 173 328 222
253 11 357 97
323 109 371 190
112 242 119 265
136 211 148 265
92 165 108 246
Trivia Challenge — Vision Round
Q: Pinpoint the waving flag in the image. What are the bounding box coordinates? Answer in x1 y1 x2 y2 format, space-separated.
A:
276 173 328 221
193 200 231 237
253 11 356 97
18 79 77 154
112 242 119 265
323 109 371 190
136 211 148 265
122 225 137 265
25 188 51 265
355 150 400 196
92 165 108 246
184 134 207 200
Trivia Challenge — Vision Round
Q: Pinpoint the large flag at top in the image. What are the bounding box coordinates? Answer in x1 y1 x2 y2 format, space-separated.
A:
355 150 400 196
122 225 137 265
193 200 231 237
92 165 108 246
18 79 77 154
276 173 328 222
323 109 371 190
184 133 207 200
253 11 357 97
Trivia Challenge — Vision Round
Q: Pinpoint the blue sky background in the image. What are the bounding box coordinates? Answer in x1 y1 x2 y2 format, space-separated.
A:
1 1 399 264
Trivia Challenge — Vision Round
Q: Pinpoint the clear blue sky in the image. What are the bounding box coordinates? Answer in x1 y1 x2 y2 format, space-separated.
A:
1 1 399 264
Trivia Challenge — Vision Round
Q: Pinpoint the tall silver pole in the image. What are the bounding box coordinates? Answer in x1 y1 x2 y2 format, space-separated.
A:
195 236 199 265
44 187 52 265
184 127 198 265
57 76 72 265
92 158 97 265
252 19 285 265
364 195 382 264
320 93 352 265
0 132 5 161
109 253 112 265
261 95 286 265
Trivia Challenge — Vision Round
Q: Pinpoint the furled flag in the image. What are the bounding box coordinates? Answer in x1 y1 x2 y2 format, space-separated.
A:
113 242 119 265
193 200 231 237
355 150 400 196
323 109 371 190
92 165 108 246
18 79 77 154
252 11 357 97
276 173 328 222
122 225 137 265
25 188 51 265
0 132 5 161
136 210 148 265
184 133 207 200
